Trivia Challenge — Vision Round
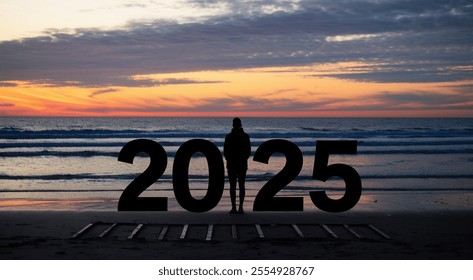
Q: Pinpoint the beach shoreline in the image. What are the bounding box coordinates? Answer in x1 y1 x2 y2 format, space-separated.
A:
1 186 472 260
1 190 472 211
0 208 472 260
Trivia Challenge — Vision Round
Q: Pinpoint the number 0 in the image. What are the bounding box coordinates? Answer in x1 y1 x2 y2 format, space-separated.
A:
172 139 225 212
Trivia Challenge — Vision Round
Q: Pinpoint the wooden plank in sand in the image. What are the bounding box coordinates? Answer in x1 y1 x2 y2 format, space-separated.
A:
206 224 214 241
292 224 304 238
158 226 169 241
99 223 117 238
321 224 339 239
71 223 94 239
344 224 362 239
255 224 265 239
180 224 189 240
368 224 391 239
231 224 238 239
127 224 144 240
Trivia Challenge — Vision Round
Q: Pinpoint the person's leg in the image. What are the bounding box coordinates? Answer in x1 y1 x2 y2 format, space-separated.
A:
237 169 246 213
228 169 237 213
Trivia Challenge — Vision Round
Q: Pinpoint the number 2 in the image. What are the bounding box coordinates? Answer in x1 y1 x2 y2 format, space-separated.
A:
253 139 303 211
117 139 168 211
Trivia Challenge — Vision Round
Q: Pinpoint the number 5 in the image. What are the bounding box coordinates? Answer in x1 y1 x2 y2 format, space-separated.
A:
310 140 362 212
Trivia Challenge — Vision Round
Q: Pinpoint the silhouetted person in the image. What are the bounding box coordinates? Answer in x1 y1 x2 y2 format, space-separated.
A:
224 118 251 214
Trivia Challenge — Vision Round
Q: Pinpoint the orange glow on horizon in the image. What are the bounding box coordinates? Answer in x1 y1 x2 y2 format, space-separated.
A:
1 64 472 118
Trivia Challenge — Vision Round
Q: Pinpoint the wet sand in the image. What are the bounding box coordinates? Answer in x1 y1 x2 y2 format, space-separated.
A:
1 191 472 259
0 207 472 260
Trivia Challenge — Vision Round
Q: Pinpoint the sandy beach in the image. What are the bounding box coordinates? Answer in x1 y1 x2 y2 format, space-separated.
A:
0 191 472 260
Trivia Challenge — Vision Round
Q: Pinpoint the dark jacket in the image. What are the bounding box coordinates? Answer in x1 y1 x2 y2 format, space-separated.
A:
224 128 251 170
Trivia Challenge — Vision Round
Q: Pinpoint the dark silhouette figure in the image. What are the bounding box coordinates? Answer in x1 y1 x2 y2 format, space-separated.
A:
224 118 251 214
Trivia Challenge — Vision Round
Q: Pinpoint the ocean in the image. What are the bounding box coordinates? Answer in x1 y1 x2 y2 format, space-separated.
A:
0 117 472 211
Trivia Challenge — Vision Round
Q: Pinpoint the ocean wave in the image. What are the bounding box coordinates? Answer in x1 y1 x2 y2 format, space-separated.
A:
284 186 473 192
1 148 473 158
1 127 472 140
1 173 472 181
1 186 472 193
2 139 473 149
0 150 119 157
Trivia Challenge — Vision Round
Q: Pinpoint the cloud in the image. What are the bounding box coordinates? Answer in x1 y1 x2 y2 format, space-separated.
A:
89 88 119 98
378 91 472 106
307 59 473 83
315 67 473 83
192 95 335 112
1 76 224 89
85 77 222 96
0 82 18 87
0 0 471 86
64 94 349 114
0 103 15 107
351 90 473 111
121 3 148 9
57 86 473 115
149 78 224 86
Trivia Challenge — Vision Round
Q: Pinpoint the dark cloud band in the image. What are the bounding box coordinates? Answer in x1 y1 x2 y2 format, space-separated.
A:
0 0 471 86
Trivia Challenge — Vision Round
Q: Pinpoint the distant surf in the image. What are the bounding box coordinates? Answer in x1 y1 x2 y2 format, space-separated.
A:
1 117 472 209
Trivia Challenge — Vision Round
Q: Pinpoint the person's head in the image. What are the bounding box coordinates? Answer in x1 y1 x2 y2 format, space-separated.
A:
232 117 242 129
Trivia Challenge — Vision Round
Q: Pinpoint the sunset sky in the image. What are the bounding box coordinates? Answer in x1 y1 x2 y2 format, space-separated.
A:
0 0 472 117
